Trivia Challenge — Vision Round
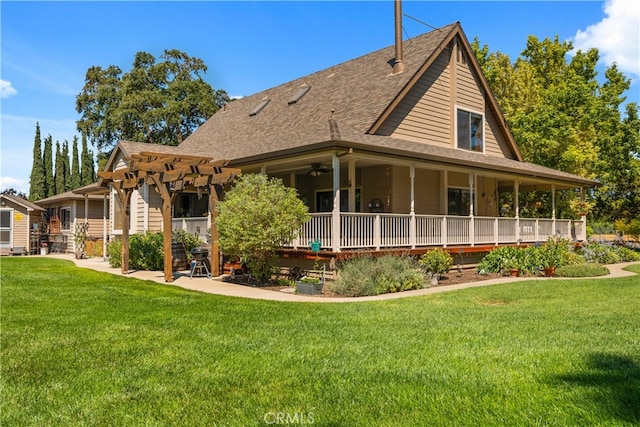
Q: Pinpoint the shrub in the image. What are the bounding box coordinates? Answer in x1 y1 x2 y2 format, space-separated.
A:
418 248 453 276
106 231 204 271
537 237 573 269
477 246 523 274
129 232 164 271
578 242 622 264
217 174 310 282
554 263 610 277
332 255 426 297
617 246 640 262
106 239 122 268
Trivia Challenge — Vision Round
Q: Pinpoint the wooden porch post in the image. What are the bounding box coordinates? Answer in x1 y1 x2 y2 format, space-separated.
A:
148 174 177 283
331 154 341 252
208 185 220 276
113 183 133 274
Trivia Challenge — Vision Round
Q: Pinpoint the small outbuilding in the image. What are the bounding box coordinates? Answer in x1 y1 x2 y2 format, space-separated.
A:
0 194 45 255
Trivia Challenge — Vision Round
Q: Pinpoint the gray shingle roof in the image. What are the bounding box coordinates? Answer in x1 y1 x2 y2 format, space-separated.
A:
0 194 44 211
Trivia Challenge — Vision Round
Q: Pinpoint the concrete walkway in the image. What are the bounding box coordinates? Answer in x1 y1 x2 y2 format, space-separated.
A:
47 253 639 303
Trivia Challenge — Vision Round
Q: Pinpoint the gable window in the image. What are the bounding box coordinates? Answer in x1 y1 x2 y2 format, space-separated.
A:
457 109 484 153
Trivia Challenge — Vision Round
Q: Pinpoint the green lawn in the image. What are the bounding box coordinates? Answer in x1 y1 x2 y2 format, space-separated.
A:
2 258 639 426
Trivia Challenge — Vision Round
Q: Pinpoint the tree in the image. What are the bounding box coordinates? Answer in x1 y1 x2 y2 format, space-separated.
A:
61 140 70 192
70 136 81 190
28 123 45 201
76 49 229 151
80 134 95 186
471 35 638 221
54 141 65 195
2 188 28 199
43 135 54 198
217 174 310 282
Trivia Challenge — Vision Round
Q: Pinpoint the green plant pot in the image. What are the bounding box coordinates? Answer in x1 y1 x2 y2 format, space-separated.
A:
296 281 323 295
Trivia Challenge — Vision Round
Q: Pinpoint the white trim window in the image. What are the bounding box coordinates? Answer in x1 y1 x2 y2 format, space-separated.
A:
60 207 71 231
456 108 484 153
0 209 12 249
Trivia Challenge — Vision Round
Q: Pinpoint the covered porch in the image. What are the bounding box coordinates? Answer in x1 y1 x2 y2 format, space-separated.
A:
240 148 590 253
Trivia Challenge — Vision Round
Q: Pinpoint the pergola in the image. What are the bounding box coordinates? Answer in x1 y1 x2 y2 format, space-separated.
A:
99 151 240 282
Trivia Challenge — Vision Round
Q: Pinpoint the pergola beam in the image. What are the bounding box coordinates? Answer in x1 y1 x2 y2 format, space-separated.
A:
99 151 239 282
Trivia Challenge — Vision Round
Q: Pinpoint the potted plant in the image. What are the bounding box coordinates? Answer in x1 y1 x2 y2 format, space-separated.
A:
537 237 568 276
295 275 323 295
419 248 453 285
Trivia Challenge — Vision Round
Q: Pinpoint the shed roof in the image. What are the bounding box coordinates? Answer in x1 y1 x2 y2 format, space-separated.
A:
0 194 45 211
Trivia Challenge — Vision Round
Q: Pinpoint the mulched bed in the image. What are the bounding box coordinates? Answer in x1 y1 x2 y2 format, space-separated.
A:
222 268 508 298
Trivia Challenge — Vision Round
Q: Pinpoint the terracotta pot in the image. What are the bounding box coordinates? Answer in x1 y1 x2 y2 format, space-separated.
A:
544 267 555 277
509 269 520 277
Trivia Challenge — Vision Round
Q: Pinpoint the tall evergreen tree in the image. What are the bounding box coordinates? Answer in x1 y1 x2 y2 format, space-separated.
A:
80 134 95 186
62 140 71 191
28 123 46 201
54 141 65 195
70 136 81 190
43 135 54 198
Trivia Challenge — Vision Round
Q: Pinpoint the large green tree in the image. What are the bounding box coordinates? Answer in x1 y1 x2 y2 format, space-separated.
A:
28 123 45 201
70 136 81 190
76 49 229 151
62 140 71 192
472 35 639 221
43 135 54 198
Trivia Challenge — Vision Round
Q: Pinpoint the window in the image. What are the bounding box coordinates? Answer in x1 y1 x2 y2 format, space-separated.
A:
448 188 472 216
315 189 361 213
0 210 11 248
60 207 71 230
457 109 483 152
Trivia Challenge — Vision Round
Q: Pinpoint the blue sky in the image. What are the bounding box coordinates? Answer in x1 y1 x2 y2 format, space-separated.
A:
2 0 639 195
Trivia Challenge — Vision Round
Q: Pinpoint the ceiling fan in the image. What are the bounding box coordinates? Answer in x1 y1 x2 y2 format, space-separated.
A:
307 163 331 176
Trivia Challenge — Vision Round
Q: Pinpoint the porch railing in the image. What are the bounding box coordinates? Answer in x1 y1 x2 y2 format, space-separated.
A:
288 213 585 251
171 217 210 240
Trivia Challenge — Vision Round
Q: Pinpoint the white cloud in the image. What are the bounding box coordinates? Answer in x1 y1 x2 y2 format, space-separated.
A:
0 79 18 98
0 176 29 195
573 0 640 78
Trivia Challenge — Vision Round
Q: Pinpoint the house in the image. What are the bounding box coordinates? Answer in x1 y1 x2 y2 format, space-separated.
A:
35 183 109 255
0 194 45 255
100 20 596 273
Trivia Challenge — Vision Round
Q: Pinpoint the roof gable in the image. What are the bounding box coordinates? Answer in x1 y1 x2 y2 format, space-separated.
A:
0 194 44 211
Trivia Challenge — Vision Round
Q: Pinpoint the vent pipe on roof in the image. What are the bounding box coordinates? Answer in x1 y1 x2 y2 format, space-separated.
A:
392 0 405 74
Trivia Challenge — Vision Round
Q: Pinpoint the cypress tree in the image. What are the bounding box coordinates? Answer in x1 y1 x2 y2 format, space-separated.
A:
70 136 81 190
43 135 54 198
62 140 71 191
28 123 46 201
54 141 65 195
81 134 95 186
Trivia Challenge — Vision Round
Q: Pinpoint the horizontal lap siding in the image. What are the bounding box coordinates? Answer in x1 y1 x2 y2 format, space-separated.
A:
456 60 484 112
378 51 452 148
13 210 29 248
485 112 514 159
148 190 163 232
415 169 440 214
